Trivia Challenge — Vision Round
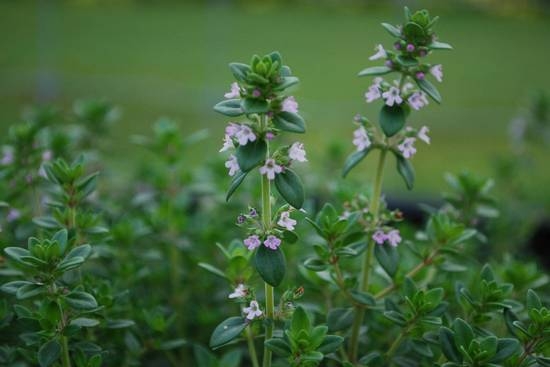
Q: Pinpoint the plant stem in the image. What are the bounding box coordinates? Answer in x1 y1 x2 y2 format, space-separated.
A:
246 326 260 367
61 336 71 367
348 148 388 362
260 114 274 367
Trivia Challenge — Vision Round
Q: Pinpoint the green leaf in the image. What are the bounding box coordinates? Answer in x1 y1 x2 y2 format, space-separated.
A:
272 111 306 133
396 55 418 67
303 257 326 272
383 310 407 326
214 99 244 117
317 335 344 354
274 168 305 209
265 338 291 357
16 283 45 300
198 262 228 279
374 244 399 277
236 139 267 172
273 76 299 91
229 63 250 82
381 22 401 37
379 104 406 137
209 317 247 349
291 306 311 335
4 247 31 263
106 319 135 329
439 327 461 363
38 339 61 367
453 318 474 348
159 339 187 351
70 318 100 328
226 170 248 202
396 153 415 190
64 291 98 310
241 98 269 114
33 216 62 229
65 244 92 261
52 229 68 254
526 289 542 309
429 41 453 50
350 290 376 306
416 78 441 104
255 245 286 287
301 351 324 362
342 147 373 178
358 66 393 77
194 344 218 367
327 308 354 332
1 280 32 295
490 338 520 363
76 172 99 199
56 257 86 272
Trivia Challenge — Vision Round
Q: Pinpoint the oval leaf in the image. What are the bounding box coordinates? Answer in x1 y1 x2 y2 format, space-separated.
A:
272 111 305 133
236 139 267 172
254 245 286 287
38 339 61 367
381 22 402 37
64 291 98 310
342 147 372 177
274 168 304 209
229 63 250 82
395 154 415 190
241 98 269 114
214 99 243 117
416 78 441 104
226 170 249 202
379 104 406 137
374 243 399 277
358 66 393 77
209 317 247 349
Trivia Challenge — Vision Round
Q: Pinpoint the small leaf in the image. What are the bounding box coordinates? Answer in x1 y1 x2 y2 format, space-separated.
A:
379 104 406 137
198 262 228 279
274 168 305 209
358 66 393 77
209 317 247 349
51 229 68 254
290 307 311 336
374 244 399 277
429 41 453 50
350 290 376 306
229 63 250 82
226 170 248 202
1 280 32 295
273 76 299 91
383 310 407 326
64 291 98 310
416 78 441 104
70 318 100 328
106 319 135 329
65 244 92 261
236 139 267 172
453 318 474 348
439 327 461 363
38 339 61 367
241 98 269 114
33 216 62 229
342 147 372 178
272 111 306 133
526 289 542 309
16 283 45 300
395 153 415 190
303 258 327 272
327 308 354 332
490 338 520 363
214 99 244 117
317 335 344 354
265 338 291 356
254 245 286 287
381 22 401 37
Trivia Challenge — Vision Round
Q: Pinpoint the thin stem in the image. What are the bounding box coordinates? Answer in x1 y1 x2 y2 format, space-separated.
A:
53 283 71 367
348 148 388 362
61 336 71 367
385 328 406 361
260 114 274 367
246 326 260 367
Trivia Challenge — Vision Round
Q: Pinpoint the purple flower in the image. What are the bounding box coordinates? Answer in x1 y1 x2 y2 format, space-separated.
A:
352 127 371 152
229 284 247 299
408 92 429 111
265 132 275 140
382 86 403 106
225 155 240 176
225 123 241 137
430 64 443 83
244 235 261 250
249 208 258 217
1 147 14 166
219 134 234 152
394 42 402 50
415 72 425 80
243 300 263 320
288 142 307 162
252 89 262 98
372 230 387 245
385 60 393 68
418 126 430 144
277 211 297 231
369 44 387 61
264 235 282 250
224 82 241 99
398 138 417 159
235 125 256 146
282 96 299 114
6 209 21 223
419 49 428 57
237 214 246 224
406 44 415 52
259 159 283 180
386 229 402 247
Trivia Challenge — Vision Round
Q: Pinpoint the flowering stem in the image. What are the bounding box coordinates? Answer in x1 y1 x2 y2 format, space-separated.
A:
246 326 260 367
260 114 274 367
61 336 71 367
348 148 388 362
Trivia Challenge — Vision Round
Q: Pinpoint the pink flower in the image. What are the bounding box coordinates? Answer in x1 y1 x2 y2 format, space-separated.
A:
225 123 241 137
418 126 430 144
382 86 403 106
372 230 387 245
398 138 417 159
6 209 21 223
282 96 299 114
289 142 307 162
369 44 387 61
235 125 256 146
430 64 443 83
365 84 381 103
259 159 283 180
224 82 241 99
243 300 263 320
1 147 14 166
229 284 247 299
225 155 240 176
277 211 297 231
408 92 429 111
243 235 261 250
219 134 234 152
386 229 402 247
353 127 371 152
264 235 282 250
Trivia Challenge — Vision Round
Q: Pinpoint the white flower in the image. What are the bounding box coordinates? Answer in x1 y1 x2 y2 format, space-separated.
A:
369 44 387 61
225 155 240 176
219 134 234 152
398 137 417 159
353 127 371 152
282 96 299 113
224 82 241 99
365 85 381 103
289 142 307 162
408 92 429 110
417 126 430 144
386 229 402 247
1 146 14 166
430 64 443 83
243 300 263 320
229 284 247 299
382 86 403 106
235 125 256 146
277 211 297 231
259 159 283 180
225 123 241 137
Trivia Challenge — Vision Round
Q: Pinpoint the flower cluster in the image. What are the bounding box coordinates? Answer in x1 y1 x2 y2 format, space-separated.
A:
240 208 297 251
372 228 402 247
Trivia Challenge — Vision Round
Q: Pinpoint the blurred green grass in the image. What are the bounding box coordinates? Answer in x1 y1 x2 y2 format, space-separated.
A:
1 1 549 201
